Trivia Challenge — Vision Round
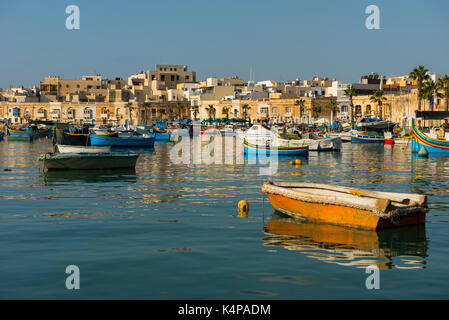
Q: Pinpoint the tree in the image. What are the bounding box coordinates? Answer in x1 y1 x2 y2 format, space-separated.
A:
420 80 442 111
222 106 230 119
242 104 251 121
191 105 199 121
139 102 151 125
175 102 183 120
295 99 307 122
312 104 321 119
205 104 216 119
370 90 387 119
326 100 338 125
409 65 430 111
157 108 166 120
436 75 449 111
343 85 357 123
124 102 134 126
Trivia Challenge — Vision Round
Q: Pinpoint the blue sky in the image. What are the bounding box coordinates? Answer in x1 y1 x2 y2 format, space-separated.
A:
1 0 448 89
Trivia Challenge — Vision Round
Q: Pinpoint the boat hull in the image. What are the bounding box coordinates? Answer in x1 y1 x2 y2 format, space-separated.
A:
7 127 50 138
243 141 308 156
351 132 385 143
266 193 425 230
40 153 139 171
55 130 90 146
90 134 155 147
411 119 449 154
7 135 34 141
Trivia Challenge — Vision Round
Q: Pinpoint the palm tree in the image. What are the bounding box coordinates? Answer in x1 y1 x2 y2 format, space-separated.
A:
242 104 251 122
157 108 166 120
420 80 443 111
326 100 338 125
295 99 306 122
343 85 357 123
124 102 134 126
139 102 151 125
205 104 216 119
222 106 230 119
436 75 449 111
175 102 183 121
409 65 430 111
370 90 387 119
191 105 199 121
312 104 321 119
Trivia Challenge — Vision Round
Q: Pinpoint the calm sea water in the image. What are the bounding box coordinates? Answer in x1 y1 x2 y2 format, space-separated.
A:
0 137 448 299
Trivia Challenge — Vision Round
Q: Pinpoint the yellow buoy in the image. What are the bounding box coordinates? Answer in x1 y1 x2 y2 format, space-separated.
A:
289 161 294 165
238 200 249 217
295 159 302 165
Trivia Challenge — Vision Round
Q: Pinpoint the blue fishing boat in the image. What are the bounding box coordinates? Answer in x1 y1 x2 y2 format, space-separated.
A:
90 133 155 147
243 139 308 156
350 130 385 143
411 111 449 155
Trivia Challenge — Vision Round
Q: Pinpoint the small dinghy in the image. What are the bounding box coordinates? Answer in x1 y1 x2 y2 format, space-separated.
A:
262 180 428 230
39 152 139 171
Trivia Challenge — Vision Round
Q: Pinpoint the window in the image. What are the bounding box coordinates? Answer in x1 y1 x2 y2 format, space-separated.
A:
171 75 175 81
151 75 155 80
161 75 165 81
286 107 291 114
77 85 80 88
186 76 190 80
66 85 69 88
176 75 179 81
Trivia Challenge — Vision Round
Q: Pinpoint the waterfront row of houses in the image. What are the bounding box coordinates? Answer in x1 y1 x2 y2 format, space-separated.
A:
1 65 448 128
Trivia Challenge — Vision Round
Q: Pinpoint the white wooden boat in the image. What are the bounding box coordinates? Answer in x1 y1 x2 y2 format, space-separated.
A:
56 145 111 154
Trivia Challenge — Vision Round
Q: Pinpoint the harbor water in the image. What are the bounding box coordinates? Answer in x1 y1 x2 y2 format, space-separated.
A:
0 137 448 299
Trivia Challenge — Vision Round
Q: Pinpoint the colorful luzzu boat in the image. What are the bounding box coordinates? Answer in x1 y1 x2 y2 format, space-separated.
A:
6 125 51 140
411 115 449 155
243 138 309 156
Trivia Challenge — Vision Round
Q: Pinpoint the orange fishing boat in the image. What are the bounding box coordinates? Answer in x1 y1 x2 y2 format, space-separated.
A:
262 180 428 230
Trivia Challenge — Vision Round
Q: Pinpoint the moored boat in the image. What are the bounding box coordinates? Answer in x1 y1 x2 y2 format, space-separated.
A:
384 131 395 145
39 152 139 171
355 118 395 131
244 139 309 156
54 124 90 146
6 125 51 138
262 180 428 230
90 133 155 147
411 111 449 155
350 130 385 143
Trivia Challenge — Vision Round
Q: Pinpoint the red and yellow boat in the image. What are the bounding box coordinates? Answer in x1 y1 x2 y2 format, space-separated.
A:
262 180 428 230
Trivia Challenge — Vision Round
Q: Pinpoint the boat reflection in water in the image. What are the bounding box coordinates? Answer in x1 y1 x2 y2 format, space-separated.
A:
41 168 137 184
263 212 428 270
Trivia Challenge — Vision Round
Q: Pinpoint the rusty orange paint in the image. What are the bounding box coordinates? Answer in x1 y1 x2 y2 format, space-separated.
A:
267 193 426 230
